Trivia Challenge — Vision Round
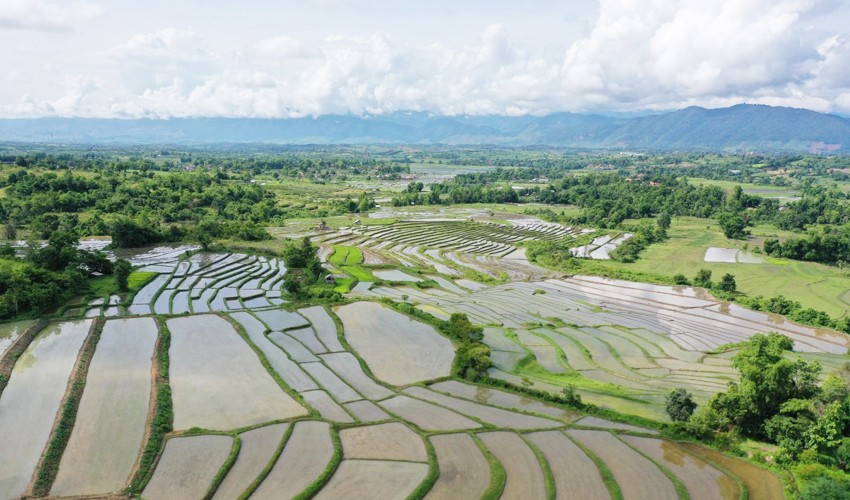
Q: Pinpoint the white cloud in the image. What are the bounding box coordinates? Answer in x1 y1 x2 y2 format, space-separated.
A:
5 0 850 118
0 0 100 31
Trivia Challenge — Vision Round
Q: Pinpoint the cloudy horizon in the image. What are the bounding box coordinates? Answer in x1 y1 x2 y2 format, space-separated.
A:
2 0 850 119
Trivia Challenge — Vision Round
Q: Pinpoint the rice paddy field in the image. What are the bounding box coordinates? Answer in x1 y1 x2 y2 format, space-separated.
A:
311 213 588 281
356 274 849 420
0 244 831 499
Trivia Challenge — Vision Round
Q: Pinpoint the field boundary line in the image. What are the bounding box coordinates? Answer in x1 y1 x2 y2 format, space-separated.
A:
126 316 173 495
237 423 295 500
470 432 507 500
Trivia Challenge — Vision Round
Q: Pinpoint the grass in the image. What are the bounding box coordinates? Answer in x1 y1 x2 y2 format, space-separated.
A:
340 265 375 282
566 434 624 500
128 271 158 291
473 432 507 500
333 278 356 294
686 178 798 200
592 217 850 317
329 245 363 266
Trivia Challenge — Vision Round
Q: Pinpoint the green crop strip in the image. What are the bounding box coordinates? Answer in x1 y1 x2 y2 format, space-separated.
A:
472 432 507 500
566 432 624 500
407 434 440 500
237 424 295 499
204 436 241 499
293 424 342 500
616 435 690 499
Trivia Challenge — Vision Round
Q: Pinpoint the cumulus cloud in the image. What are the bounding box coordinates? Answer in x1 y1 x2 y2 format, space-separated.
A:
0 0 100 31
7 0 850 118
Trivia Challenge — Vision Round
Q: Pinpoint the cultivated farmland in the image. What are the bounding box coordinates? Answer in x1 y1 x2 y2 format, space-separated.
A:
0 320 91 499
356 273 849 419
335 301 455 385
0 248 808 499
167 314 307 430
51 318 158 496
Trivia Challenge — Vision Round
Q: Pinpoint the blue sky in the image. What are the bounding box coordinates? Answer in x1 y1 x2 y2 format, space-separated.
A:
1 0 849 117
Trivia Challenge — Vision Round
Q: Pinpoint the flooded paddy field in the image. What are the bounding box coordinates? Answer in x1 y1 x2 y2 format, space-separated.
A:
0 247 802 499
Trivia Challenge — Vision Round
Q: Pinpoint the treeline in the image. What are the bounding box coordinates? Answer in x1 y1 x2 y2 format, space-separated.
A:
670 333 850 497
0 170 279 226
0 170 280 247
764 228 850 264
0 231 113 318
1 151 409 180
431 170 850 265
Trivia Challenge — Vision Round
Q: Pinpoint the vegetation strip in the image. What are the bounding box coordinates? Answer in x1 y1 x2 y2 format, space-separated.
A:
31 317 104 496
406 432 440 500
564 431 624 500
0 318 47 396
237 424 295 500
127 316 173 495
204 435 242 499
291 424 342 500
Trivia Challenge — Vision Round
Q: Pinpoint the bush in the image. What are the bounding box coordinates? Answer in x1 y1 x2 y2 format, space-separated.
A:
114 259 132 291
717 273 737 293
666 388 697 421
694 269 713 288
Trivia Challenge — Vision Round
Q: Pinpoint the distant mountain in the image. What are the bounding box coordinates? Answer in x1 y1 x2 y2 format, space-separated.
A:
0 104 848 152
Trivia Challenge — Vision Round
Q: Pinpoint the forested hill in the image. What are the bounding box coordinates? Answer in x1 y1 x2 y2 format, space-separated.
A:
1 104 849 152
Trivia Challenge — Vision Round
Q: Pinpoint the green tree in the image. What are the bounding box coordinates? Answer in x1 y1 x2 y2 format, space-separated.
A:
694 269 713 288
718 273 737 292
114 259 132 292
801 476 850 500
718 212 748 239
283 273 303 296
666 388 697 421
672 273 690 285
709 333 822 438
657 212 672 230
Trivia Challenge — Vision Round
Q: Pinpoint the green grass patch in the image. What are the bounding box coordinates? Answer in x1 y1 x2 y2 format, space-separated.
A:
128 271 158 291
333 278 356 294
340 265 375 282
473 433 507 500
329 245 363 266
559 217 850 317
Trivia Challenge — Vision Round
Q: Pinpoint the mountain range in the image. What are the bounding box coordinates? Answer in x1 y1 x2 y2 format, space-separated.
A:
0 104 848 153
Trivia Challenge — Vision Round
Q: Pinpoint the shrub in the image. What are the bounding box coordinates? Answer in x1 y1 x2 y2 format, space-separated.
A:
666 388 697 421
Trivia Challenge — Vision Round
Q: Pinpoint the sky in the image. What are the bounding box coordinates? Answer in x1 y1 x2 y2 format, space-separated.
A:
1 0 849 118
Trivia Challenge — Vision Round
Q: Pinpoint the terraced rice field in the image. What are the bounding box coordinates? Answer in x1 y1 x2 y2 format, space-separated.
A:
357 274 849 420
426 433 491 499
168 315 307 430
51 318 158 496
354 276 850 419
335 301 454 385
211 423 288 500
311 216 580 279
0 249 797 499
0 320 33 357
142 435 233 500
0 320 91 499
